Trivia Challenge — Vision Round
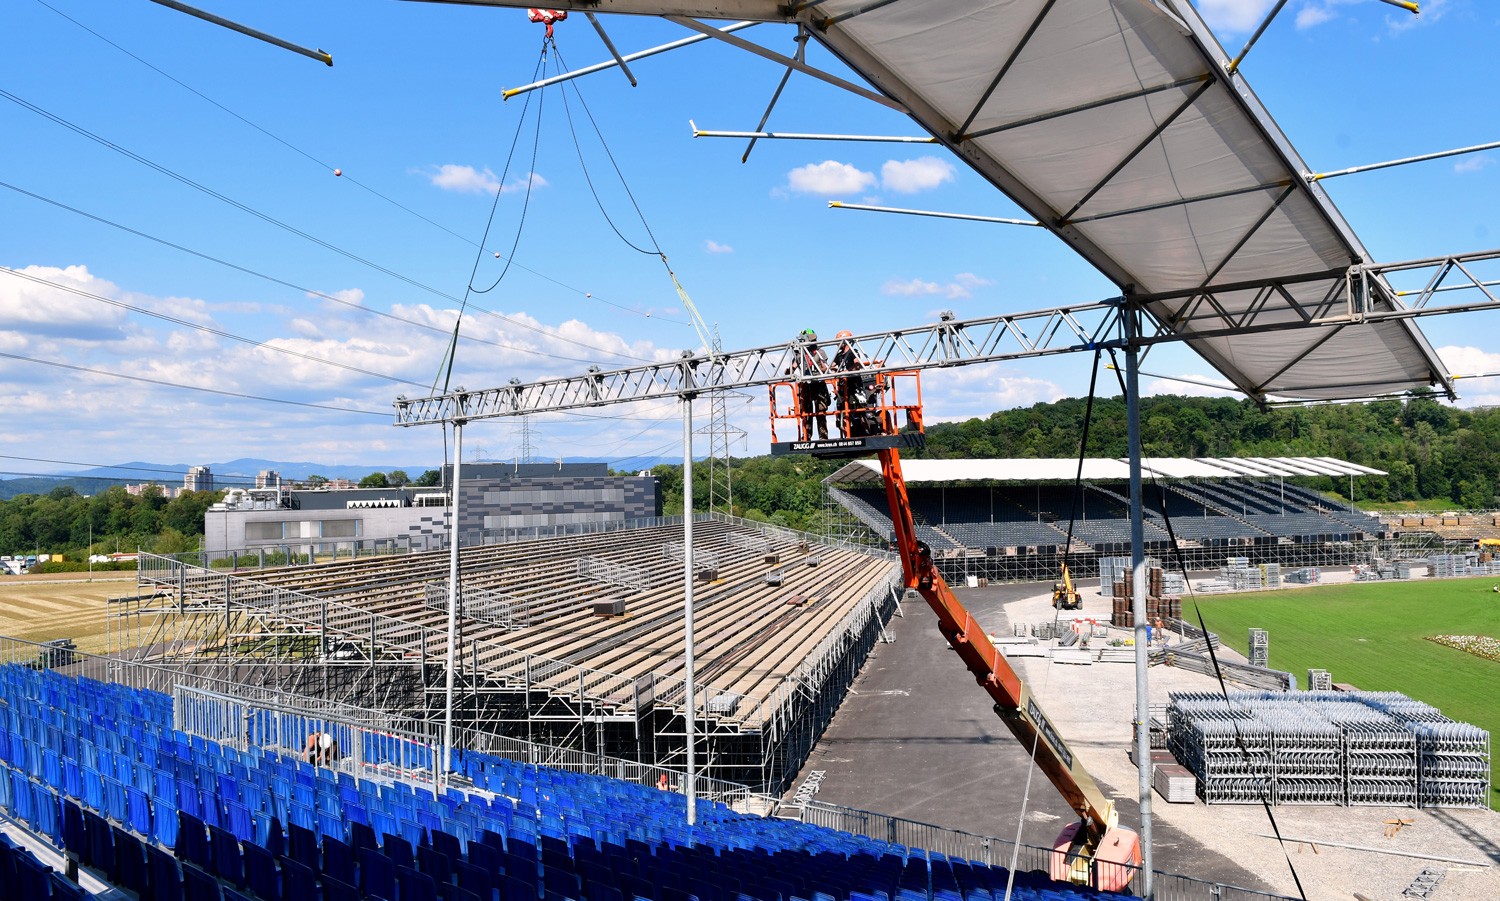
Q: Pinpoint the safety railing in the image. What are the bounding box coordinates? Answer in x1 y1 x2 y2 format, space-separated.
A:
797 799 1299 901
139 552 433 661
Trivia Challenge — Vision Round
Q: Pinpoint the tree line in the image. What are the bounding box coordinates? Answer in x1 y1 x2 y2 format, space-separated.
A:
3 393 1494 556
647 393 1500 528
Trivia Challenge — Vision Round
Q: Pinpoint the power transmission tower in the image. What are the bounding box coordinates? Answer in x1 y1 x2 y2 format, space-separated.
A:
518 415 536 465
697 342 746 513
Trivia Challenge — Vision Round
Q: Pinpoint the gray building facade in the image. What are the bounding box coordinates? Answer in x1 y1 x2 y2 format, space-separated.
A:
204 463 659 556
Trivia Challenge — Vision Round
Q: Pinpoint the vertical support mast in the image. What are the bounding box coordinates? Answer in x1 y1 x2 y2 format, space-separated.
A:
681 395 698 827
1124 304 1155 897
442 418 464 781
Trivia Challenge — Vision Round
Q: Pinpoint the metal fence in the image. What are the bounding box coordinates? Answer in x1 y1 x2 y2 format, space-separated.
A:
797 800 1298 901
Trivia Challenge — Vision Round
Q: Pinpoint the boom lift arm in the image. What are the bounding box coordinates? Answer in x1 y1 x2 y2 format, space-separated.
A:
877 446 1140 890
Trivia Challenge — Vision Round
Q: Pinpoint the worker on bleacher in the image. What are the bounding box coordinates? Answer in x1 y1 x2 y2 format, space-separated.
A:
792 329 831 440
305 731 340 766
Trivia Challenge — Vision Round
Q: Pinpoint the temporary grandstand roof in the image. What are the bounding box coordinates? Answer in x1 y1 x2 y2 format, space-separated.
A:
430 0 1452 404
825 456 1385 485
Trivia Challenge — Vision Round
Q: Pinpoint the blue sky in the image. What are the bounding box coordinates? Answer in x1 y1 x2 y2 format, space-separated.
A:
1 0 1497 474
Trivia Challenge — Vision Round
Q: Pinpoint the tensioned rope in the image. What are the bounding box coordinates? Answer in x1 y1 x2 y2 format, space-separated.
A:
1101 347 1309 900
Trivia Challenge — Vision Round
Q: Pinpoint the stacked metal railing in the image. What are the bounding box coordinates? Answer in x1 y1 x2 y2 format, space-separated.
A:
1168 690 1490 808
661 541 722 573
1168 694 1273 804
422 582 532 630
726 531 772 555
576 557 654 591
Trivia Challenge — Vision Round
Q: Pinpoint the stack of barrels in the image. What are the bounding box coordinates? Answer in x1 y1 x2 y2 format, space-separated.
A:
1111 566 1182 626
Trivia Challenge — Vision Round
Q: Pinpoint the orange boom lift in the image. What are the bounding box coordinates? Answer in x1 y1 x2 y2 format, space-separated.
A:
771 369 1141 891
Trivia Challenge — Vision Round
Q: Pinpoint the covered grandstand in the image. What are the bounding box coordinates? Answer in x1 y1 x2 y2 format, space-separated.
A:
108 515 900 793
824 457 1388 582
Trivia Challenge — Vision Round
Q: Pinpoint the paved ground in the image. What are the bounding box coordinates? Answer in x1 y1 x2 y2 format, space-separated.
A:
783 574 1500 901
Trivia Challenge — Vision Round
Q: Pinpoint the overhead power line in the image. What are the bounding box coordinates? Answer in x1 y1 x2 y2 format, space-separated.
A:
0 265 423 388
0 349 389 417
0 85 655 364
32 0 680 325
0 179 621 367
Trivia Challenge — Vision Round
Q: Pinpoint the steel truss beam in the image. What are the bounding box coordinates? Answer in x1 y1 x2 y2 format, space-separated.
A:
395 249 1498 426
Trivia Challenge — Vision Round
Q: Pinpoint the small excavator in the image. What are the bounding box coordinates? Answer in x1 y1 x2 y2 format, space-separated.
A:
771 367 1141 892
1052 563 1083 610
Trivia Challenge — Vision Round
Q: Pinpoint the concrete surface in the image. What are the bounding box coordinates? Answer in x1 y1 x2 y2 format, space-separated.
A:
784 574 1500 901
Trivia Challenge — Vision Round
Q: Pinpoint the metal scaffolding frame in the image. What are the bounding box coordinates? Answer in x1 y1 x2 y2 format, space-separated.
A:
113 516 898 792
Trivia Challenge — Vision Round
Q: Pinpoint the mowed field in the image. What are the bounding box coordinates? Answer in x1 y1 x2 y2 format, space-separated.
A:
1194 576 1500 810
0 576 134 655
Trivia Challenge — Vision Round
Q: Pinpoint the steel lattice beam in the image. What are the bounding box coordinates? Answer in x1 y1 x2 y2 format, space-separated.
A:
393 252 1500 427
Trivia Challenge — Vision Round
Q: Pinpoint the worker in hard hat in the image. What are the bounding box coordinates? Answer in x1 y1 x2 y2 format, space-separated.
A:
831 329 867 438
793 329 831 440
305 731 340 766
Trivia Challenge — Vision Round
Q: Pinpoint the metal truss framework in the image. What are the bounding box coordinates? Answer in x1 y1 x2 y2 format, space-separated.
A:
394 248 1500 429
119 518 900 792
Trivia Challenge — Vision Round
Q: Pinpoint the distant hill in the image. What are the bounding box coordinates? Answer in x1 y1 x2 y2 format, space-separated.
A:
0 456 675 498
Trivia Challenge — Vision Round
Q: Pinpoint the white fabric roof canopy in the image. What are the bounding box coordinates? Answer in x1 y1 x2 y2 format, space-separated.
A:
825 456 1386 486
811 0 1450 402
431 0 1453 403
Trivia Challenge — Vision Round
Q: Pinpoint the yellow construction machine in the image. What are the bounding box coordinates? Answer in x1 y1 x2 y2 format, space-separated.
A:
1052 563 1083 610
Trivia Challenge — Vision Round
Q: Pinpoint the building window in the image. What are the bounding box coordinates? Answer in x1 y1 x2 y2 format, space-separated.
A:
246 522 284 541
321 519 360 539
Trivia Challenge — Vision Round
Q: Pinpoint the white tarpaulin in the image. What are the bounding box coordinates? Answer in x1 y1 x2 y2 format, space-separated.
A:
428 0 1453 402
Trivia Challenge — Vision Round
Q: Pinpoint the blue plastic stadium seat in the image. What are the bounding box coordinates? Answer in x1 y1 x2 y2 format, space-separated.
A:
352 846 394 899
147 841 185 901
279 856 319 901
12 852 53 900
82 807 114 873
184 862 225 901
242 840 281 901
322 874 362 901
50 872 89 901
112 827 151 897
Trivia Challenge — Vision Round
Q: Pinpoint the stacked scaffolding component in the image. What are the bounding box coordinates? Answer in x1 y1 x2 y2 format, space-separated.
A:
1166 693 1272 804
1320 698 1418 807
1168 690 1490 808
1248 628 1269 668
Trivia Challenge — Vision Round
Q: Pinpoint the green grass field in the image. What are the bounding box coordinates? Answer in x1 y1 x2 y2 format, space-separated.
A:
1191 576 1500 810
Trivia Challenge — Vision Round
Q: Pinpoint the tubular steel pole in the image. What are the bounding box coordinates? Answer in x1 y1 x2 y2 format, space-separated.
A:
682 396 697 827
442 421 463 782
1124 309 1154 897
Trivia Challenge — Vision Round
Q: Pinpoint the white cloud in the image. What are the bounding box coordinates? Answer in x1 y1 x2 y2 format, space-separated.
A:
884 272 994 299
881 156 955 194
1439 346 1500 407
0 264 129 340
785 160 876 195
1454 156 1494 175
704 240 733 254
308 287 366 308
1143 373 1240 399
1291 0 1438 33
882 278 941 297
922 362 1064 422
1295 6 1335 28
428 164 500 194
0 261 687 464
1196 0 1280 34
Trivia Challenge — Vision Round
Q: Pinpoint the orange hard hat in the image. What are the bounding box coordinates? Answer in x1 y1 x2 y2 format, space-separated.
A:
835 329 853 340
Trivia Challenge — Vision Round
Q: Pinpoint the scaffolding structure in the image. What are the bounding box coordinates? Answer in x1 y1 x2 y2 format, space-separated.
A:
1168 691 1490 808
106 514 899 793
